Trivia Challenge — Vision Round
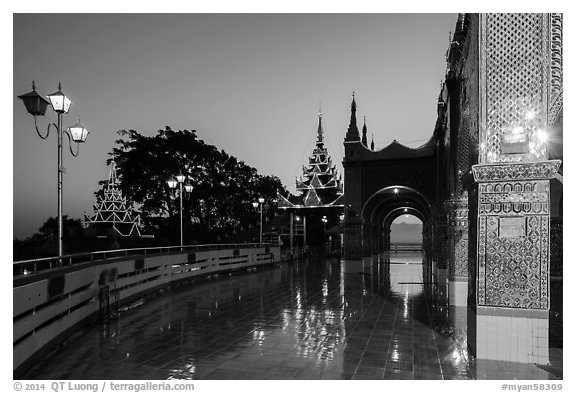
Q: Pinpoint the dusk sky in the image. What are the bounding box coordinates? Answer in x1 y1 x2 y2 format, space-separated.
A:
13 13 457 239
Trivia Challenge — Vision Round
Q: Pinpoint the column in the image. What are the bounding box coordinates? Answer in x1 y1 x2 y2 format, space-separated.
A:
343 216 362 262
433 212 449 285
421 225 432 284
447 194 469 307
303 215 307 250
376 227 385 261
362 222 373 258
289 212 294 259
467 13 562 364
469 161 560 363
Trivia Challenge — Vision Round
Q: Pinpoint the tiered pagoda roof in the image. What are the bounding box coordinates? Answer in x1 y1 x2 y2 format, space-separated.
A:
84 159 148 237
278 111 344 209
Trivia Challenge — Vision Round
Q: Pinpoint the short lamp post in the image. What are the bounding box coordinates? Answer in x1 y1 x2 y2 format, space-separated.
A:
167 173 193 249
18 82 90 259
252 197 265 244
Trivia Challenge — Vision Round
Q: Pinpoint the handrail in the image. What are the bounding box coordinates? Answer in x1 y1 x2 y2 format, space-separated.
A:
13 242 273 277
13 244 281 375
389 243 423 252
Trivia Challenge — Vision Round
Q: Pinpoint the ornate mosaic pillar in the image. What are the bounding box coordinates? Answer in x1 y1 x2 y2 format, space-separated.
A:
471 161 560 363
549 217 562 278
447 195 470 347
433 212 449 285
343 216 362 261
447 194 469 306
383 228 390 252
376 227 385 260
549 217 562 321
469 13 562 363
362 222 374 259
421 225 430 262
421 224 432 284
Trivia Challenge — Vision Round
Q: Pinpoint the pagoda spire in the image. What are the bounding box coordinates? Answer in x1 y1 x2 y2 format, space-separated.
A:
84 159 148 237
292 108 344 207
317 105 324 143
345 92 360 142
371 133 375 151
362 115 368 146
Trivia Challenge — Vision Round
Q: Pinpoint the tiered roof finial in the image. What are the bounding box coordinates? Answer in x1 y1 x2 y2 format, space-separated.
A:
345 91 360 142
362 115 368 146
317 106 324 143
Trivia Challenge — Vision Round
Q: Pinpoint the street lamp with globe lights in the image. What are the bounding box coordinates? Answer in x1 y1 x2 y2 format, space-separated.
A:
167 173 193 249
18 81 90 258
322 215 328 251
253 197 265 244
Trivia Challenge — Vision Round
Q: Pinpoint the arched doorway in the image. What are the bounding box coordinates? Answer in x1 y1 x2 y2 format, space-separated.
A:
362 186 432 255
389 213 422 255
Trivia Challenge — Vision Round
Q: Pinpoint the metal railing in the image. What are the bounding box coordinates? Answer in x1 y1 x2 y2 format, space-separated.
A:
13 243 271 277
14 243 280 375
389 243 423 253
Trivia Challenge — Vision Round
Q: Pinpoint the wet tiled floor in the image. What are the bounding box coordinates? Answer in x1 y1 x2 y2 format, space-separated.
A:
22 253 562 380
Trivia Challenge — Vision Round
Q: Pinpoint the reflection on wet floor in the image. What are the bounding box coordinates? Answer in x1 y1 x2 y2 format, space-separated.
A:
23 253 562 380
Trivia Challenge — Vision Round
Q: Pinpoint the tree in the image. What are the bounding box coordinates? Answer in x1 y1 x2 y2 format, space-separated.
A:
37 215 85 240
13 215 87 260
111 126 288 244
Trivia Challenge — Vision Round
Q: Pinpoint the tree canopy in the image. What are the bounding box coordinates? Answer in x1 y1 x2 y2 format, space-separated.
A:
110 126 288 244
13 215 87 260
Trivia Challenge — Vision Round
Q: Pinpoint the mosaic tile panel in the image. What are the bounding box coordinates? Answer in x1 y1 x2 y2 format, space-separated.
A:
479 14 550 163
549 13 563 126
448 198 469 228
434 215 449 270
468 186 479 306
447 198 469 279
477 215 487 304
476 179 550 309
478 180 550 216
549 219 562 277
540 217 549 309
457 114 471 196
473 161 561 183
454 233 469 278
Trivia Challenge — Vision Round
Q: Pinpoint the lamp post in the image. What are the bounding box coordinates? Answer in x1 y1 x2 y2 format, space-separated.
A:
18 82 90 259
167 173 193 249
252 197 265 244
339 213 345 254
322 215 328 253
294 215 302 255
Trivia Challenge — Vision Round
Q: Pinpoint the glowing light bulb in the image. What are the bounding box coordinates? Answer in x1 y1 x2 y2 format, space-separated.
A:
536 129 548 143
525 110 536 120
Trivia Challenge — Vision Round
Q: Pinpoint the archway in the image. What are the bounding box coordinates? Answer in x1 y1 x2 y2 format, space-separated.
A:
389 213 422 255
361 185 432 258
